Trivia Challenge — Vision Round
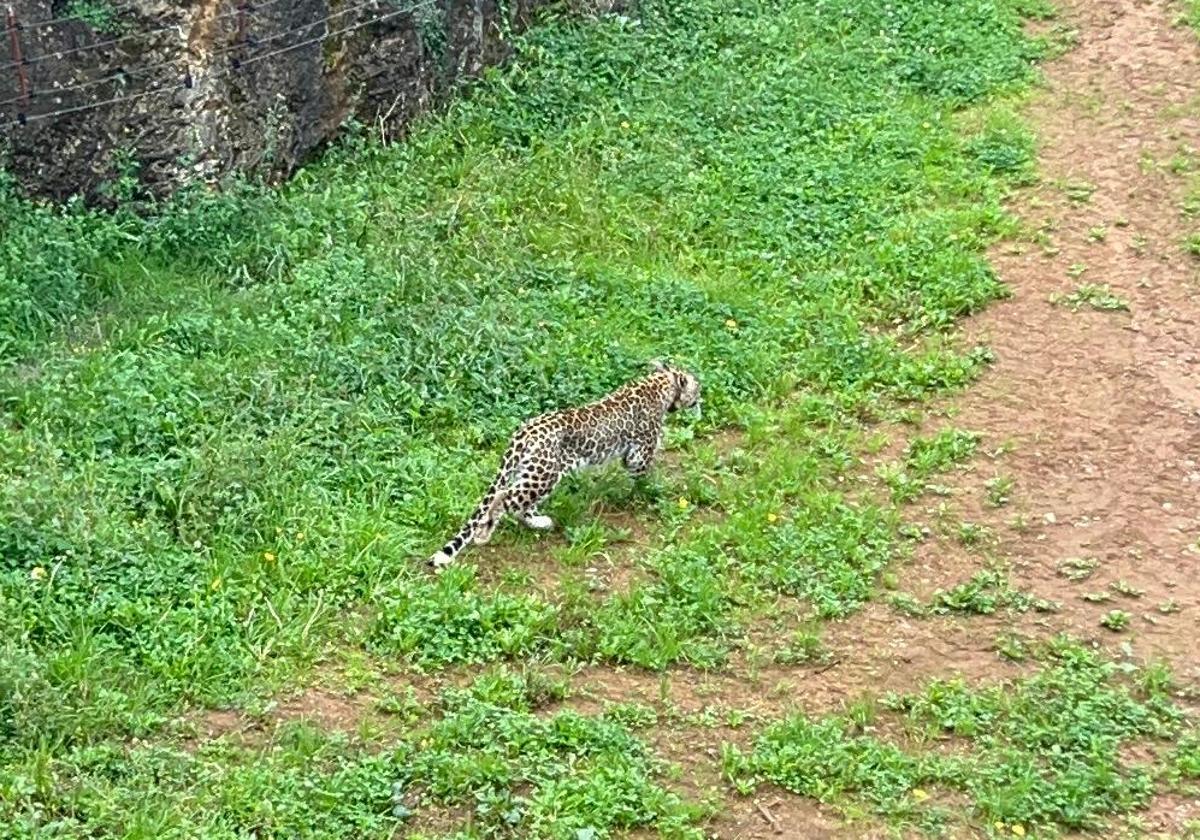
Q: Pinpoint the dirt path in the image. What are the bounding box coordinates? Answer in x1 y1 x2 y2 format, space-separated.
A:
964 0 1200 675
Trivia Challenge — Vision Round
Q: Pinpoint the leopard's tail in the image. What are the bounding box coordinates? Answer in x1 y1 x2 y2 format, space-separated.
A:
427 444 520 570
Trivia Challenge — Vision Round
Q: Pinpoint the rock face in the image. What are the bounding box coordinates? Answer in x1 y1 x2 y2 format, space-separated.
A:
0 0 588 202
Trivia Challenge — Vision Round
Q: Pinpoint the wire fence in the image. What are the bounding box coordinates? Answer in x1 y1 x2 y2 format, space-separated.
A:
3 0 297 69
3 0 437 127
0 0 394 110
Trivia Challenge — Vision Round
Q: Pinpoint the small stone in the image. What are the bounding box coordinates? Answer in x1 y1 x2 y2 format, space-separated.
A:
1044 512 1057 524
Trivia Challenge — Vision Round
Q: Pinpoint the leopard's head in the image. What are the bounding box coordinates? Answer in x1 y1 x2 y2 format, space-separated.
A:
652 361 701 415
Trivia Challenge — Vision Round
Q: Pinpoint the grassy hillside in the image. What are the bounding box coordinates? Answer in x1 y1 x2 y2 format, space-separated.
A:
7 0 1186 837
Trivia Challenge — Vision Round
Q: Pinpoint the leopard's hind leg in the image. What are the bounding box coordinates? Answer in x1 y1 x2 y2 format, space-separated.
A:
501 469 563 532
516 506 555 531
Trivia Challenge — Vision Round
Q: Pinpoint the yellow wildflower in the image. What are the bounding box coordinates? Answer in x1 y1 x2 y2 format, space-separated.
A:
678 497 690 510
30 566 46 581
263 552 276 563
1011 827 1025 838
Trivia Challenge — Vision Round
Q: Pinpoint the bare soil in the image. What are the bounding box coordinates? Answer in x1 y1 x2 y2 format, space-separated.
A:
960 0 1200 676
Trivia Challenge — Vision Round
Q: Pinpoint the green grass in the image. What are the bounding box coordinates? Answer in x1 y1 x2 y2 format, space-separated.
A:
0 0 1067 834
893 569 1055 618
1185 2 1200 36
724 639 1190 835
1185 231 1200 258
984 475 1014 507
1 668 707 839
63 0 127 33
879 427 982 502
1170 138 1200 259
1050 283 1131 312
1100 609 1133 632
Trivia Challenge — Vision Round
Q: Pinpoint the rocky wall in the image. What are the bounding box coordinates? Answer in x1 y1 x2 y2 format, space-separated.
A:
0 0 596 202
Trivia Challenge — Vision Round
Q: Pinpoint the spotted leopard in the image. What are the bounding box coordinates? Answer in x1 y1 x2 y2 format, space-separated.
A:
427 362 701 569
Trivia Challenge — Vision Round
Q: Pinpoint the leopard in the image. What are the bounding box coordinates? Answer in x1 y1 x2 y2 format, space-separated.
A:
427 362 701 570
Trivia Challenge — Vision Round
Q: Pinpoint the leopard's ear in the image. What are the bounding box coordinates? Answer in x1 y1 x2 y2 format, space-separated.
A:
649 359 668 372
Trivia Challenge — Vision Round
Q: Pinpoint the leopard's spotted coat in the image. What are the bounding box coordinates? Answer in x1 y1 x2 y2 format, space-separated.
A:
427 363 701 569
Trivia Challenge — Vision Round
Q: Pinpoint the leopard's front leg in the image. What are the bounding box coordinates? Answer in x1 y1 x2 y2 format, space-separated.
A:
622 430 662 478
